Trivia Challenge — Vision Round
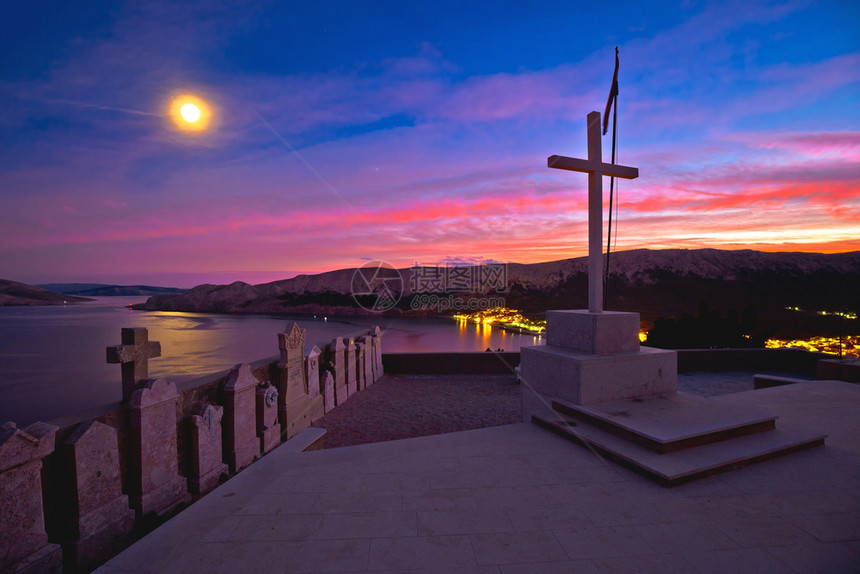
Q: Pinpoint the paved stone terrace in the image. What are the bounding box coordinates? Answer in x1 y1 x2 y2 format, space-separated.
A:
97 380 859 574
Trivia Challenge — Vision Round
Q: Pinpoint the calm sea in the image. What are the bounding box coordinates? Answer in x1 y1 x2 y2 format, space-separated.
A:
0 297 542 426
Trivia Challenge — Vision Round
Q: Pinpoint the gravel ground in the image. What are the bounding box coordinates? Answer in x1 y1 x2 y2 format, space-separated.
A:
313 370 813 448
312 374 521 448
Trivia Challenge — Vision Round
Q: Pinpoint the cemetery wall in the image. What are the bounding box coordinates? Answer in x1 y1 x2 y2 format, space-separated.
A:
0 325 383 574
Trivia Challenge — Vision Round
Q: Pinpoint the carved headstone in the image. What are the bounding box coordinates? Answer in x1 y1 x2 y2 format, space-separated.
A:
277 323 306 422
255 382 281 454
344 337 358 397
321 371 335 414
354 340 367 391
222 363 260 473
0 421 62 574
63 420 134 571
305 344 322 399
305 344 325 423
371 326 384 376
326 338 348 406
357 336 375 387
106 327 161 402
188 404 228 494
129 378 190 518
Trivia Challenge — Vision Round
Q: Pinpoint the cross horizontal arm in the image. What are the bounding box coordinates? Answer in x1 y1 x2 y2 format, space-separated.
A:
106 342 161 363
548 155 639 180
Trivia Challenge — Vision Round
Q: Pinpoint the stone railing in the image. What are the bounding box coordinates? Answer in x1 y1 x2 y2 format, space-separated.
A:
0 323 383 574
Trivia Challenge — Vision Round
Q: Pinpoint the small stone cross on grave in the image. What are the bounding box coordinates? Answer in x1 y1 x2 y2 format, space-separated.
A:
106 327 161 403
549 111 639 313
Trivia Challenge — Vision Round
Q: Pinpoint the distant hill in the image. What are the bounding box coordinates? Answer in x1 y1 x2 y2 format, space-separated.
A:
134 249 860 338
36 283 186 296
0 279 92 306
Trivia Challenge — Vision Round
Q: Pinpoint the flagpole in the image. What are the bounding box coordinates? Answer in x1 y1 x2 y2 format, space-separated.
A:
603 46 619 310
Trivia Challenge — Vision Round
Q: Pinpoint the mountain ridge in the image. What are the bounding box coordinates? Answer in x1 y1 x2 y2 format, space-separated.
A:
133 249 860 335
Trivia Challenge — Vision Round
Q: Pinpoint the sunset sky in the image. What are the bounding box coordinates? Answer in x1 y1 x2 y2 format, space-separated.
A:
1 1 858 288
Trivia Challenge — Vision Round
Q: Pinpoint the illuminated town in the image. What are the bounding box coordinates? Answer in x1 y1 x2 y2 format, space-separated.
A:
453 308 546 335
452 307 859 358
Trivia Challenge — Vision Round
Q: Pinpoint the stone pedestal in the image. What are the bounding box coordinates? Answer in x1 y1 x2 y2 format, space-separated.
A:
256 383 281 453
63 420 135 572
223 364 260 473
0 421 63 574
521 310 677 420
344 337 358 397
188 405 229 494
129 379 191 518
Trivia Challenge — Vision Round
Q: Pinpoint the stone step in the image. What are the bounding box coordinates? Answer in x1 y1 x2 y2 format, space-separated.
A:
552 394 777 454
532 412 826 487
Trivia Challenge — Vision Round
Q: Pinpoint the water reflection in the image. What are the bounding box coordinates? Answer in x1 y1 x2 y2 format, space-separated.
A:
0 297 543 425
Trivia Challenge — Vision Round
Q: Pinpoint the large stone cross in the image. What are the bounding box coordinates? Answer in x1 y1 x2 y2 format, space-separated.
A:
548 110 639 313
106 327 161 402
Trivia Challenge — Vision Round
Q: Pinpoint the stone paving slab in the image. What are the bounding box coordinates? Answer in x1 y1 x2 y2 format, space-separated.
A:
97 381 860 574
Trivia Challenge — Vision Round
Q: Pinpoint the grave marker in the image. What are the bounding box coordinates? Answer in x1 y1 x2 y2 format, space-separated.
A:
63 420 134 571
222 363 260 473
106 327 161 402
188 404 229 494
0 421 63 574
129 378 190 518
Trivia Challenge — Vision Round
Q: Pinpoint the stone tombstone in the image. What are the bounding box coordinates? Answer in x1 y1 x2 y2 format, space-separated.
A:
305 344 322 399
343 337 358 397
106 327 161 403
354 339 367 391
305 345 326 423
63 420 134 571
371 325 384 376
357 336 375 387
277 323 306 422
129 378 190 518
0 421 62 574
321 371 335 414
255 382 281 454
327 337 348 406
222 363 260 473
188 404 229 495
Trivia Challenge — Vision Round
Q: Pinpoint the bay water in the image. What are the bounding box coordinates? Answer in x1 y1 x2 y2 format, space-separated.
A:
0 297 542 425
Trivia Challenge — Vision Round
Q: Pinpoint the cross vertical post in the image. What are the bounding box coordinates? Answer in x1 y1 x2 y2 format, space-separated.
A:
586 111 603 313
548 111 639 313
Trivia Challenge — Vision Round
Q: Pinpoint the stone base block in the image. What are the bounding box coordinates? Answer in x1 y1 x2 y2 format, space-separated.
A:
520 344 677 414
259 425 281 454
227 437 259 474
335 383 348 406
346 378 358 397
66 498 135 572
189 462 228 495
136 475 191 519
9 542 62 574
283 396 325 440
546 310 640 355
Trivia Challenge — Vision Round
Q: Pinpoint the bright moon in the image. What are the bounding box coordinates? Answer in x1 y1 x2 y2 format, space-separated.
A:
168 94 212 132
180 103 201 122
